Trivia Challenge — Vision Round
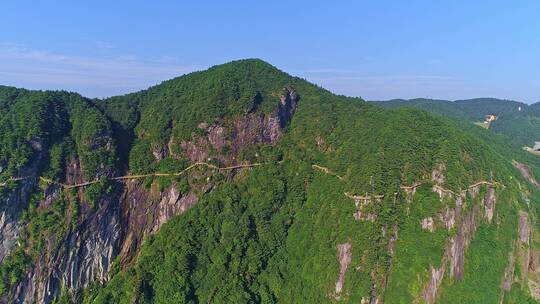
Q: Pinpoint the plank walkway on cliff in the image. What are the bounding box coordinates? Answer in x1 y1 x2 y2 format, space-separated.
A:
0 177 28 187
0 162 507 194
311 164 503 201
1 162 264 189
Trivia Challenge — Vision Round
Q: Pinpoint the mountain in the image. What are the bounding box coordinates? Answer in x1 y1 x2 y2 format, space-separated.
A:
371 98 540 148
0 59 539 303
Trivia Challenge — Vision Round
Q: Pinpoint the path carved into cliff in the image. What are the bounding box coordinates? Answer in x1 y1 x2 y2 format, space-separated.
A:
1 162 264 189
311 164 345 180
0 177 27 187
312 164 502 199
4 162 504 192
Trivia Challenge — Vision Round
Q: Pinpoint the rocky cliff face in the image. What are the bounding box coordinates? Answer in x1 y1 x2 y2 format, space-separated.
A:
422 194 482 304
420 166 499 304
176 87 298 165
3 88 299 303
0 144 44 264
118 87 299 266
515 166 540 302
334 242 352 298
417 162 540 304
2 137 121 303
13 191 120 304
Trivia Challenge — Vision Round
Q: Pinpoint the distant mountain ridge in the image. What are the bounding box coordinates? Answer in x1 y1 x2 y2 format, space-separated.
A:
371 97 540 147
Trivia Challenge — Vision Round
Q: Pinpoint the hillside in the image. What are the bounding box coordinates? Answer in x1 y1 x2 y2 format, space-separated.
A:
0 60 540 303
372 98 540 148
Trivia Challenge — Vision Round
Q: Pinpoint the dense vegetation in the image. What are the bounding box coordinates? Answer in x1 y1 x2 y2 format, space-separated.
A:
0 87 118 296
0 88 117 181
372 98 540 147
1 60 539 303
86 61 540 302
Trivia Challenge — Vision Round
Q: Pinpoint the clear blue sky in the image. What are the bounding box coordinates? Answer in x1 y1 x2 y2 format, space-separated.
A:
1 1 539 103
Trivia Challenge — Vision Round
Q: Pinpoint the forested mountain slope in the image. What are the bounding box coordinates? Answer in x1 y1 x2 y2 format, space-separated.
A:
372 98 540 148
0 60 539 303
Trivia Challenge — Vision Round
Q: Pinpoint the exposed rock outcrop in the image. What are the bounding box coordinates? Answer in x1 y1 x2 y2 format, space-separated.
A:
431 164 451 201
117 179 201 265
449 204 479 280
422 202 458 233
118 89 299 266
517 210 540 301
0 179 33 263
152 145 167 161
345 192 381 222
468 184 480 198
483 188 496 223
179 88 298 166
431 164 446 186
386 226 399 256
515 162 540 190
334 242 352 297
7 88 300 303
14 193 121 303
277 87 298 128
423 188 489 303
422 164 497 303
0 150 43 262
519 211 530 245
423 264 446 304
441 206 456 230
9 155 121 304
500 249 515 300
421 217 435 232
403 187 416 211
